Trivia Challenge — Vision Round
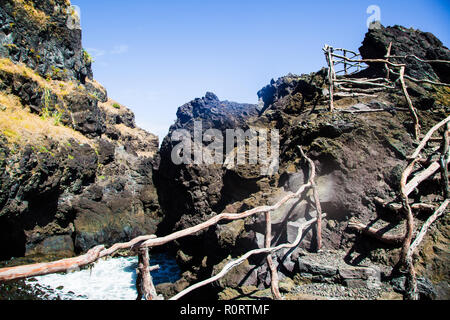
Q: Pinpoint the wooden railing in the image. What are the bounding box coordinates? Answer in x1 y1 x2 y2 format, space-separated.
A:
0 148 324 301
323 43 450 141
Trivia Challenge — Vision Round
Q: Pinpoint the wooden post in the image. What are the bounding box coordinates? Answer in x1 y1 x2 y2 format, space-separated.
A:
385 42 392 80
312 186 323 251
440 123 450 199
265 212 282 300
344 50 348 75
136 247 160 300
399 159 419 266
324 45 335 112
399 66 420 140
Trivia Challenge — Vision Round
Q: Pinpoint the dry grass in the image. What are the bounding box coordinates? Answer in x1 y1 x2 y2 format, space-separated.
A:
0 58 47 87
0 58 82 110
99 98 124 115
11 0 49 29
433 86 450 106
0 92 91 146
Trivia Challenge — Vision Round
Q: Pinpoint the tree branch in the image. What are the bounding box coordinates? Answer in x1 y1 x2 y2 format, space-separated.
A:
409 115 450 160
265 212 282 300
399 66 420 140
170 215 325 300
405 199 449 300
348 222 404 245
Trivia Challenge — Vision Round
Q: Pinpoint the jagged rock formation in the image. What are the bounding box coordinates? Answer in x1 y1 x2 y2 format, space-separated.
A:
155 26 449 300
0 0 161 261
0 1 448 301
156 92 259 233
359 25 450 83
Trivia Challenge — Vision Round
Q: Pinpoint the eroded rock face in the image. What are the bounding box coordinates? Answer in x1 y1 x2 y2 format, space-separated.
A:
359 25 450 83
155 26 449 299
156 92 259 234
0 0 92 83
0 0 161 260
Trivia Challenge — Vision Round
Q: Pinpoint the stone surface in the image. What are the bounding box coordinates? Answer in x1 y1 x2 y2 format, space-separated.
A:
359 25 450 83
0 0 161 260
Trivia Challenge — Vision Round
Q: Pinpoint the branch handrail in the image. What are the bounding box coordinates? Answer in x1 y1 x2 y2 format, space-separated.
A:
388 54 450 65
322 43 450 144
349 118 449 300
170 213 326 300
0 147 323 301
329 52 406 68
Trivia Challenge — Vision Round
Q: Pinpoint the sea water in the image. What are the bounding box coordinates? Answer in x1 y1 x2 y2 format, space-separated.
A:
26 253 181 300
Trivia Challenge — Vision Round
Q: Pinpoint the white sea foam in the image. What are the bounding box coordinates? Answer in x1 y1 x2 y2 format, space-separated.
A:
26 254 180 300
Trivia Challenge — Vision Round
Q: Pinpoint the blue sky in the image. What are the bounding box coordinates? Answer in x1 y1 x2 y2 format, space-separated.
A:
71 0 450 141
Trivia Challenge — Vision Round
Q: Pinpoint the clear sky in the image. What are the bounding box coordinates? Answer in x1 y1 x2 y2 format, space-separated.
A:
71 0 450 141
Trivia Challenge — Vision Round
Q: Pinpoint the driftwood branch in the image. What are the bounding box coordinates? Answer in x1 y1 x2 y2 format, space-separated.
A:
388 68 450 87
408 199 449 257
404 160 449 197
374 197 437 213
265 212 282 300
348 222 404 245
385 42 393 79
405 199 449 300
440 123 450 199
299 147 322 250
399 159 420 265
0 236 157 282
389 54 450 65
0 245 105 282
324 45 335 111
334 79 395 89
136 247 161 300
170 215 325 300
399 66 420 140
334 92 378 99
409 115 450 160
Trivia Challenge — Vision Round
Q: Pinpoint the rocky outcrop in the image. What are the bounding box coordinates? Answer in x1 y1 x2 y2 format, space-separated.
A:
156 92 259 233
0 0 92 82
155 26 450 300
0 0 448 301
0 0 161 260
359 25 450 83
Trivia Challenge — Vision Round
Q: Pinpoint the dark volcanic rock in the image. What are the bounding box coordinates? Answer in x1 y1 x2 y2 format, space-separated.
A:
257 72 326 115
156 92 259 233
0 0 92 83
153 26 449 299
359 25 450 83
0 0 161 261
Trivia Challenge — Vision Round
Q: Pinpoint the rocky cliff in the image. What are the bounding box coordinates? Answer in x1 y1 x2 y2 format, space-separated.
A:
0 0 161 262
155 25 450 300
0 1 448 301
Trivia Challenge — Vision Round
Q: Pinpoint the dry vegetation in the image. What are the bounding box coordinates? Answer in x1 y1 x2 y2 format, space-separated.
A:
0 58 80 98
11 0 50 28
0 91 91 146
0 58 92 147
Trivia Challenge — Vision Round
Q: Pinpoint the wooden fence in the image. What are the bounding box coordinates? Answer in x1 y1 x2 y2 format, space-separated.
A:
323 43 450 141
0 148 324 301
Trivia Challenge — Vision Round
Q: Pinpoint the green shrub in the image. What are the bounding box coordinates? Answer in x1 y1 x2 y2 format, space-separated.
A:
83 49 94 64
